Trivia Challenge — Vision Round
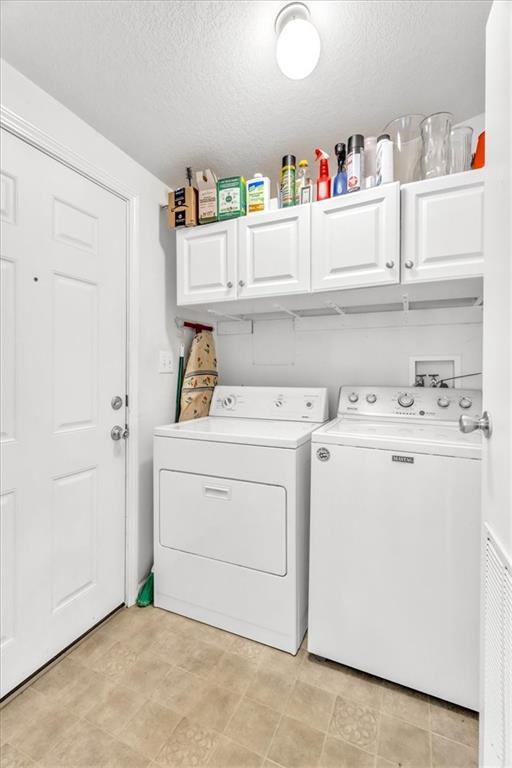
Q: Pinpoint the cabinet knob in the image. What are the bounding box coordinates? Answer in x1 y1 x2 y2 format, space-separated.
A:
226 281 233 288
404 260 414 269
385 260 394 269
238 280 245 287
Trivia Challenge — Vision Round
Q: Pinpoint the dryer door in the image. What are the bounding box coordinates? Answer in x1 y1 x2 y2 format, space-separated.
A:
159 470 287 576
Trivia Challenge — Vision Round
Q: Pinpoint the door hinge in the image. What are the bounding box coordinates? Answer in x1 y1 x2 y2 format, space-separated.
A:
125 394 129 407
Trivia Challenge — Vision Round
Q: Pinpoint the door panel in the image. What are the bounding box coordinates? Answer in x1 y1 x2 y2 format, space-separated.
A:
177 219 237 304
238 206 310 297
0 492 16 648
53 273 98 432
51 467 97 611
309 445 480 709
401 170 484 283
0 129 126 696
312 183 399 291
159 470 287 576
0 256 16 442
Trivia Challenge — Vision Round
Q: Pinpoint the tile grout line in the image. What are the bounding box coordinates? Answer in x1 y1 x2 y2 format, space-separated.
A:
428 697 433 768
261 670 299 764
374 698 383 766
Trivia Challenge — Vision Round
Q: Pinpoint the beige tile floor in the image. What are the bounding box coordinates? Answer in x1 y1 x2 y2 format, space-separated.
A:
0 606 479 768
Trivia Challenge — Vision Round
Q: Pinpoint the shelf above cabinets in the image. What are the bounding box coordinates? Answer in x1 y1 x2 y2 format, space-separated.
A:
175 170 484 314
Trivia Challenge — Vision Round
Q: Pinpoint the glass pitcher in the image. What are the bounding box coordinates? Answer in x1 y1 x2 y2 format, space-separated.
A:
449 125 473 173
383 114 424 184
420 112 453 179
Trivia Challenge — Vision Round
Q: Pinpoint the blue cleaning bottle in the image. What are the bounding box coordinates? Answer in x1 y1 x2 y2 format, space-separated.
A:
333 142 348 196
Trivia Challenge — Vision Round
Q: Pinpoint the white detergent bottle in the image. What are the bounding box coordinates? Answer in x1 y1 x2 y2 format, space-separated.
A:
247 173 270 214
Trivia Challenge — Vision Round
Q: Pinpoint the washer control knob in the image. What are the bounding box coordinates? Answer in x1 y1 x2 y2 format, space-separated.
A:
222 395 236 410
437 396 450 408
366 393 377 404
306 401 313 409
459 396 472 410
274 398 283 408
398 393 415 408
348 393 359 403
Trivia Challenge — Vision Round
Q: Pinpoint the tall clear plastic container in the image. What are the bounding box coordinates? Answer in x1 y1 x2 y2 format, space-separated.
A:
420 112 453 179
383 114 424 184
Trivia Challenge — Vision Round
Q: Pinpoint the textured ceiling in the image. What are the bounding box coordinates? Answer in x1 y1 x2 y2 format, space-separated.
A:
1 0 491 189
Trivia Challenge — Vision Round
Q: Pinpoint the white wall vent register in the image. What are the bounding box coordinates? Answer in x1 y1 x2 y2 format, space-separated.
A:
154 386 328 654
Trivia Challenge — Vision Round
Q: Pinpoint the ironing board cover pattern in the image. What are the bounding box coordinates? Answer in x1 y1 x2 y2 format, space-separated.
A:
179 330 218 421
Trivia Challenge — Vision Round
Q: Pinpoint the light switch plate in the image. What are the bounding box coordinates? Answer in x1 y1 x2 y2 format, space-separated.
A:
159 350 174 374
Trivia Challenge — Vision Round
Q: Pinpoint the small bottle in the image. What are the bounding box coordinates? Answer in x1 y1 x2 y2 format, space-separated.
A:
280 155 296 208
376 134 394 185
295 160 312 204
247 173 270 214
333 143 347 196
315 148 331 201
364 136 377 189
347 135 365 192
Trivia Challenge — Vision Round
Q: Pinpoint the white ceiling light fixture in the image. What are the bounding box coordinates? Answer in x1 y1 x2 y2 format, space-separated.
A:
275 2 321 80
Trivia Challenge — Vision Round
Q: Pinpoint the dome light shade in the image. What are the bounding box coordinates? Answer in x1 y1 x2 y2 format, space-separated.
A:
275 2 321 80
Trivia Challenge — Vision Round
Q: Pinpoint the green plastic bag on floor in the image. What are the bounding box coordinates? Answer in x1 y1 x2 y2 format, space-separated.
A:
136 570 154 607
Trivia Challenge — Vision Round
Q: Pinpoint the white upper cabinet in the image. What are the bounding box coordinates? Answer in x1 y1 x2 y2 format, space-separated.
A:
237 205 311 298
311 183 400 292
401 169 484 283
177 219 237 305
175 172 484 308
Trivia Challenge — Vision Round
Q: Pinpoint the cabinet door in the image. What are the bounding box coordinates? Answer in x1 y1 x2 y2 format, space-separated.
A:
177 220 237 305
401 170 484 283
311 183 399 292
237 205 310 298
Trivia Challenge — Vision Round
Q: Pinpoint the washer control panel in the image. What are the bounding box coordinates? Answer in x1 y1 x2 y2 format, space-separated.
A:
338 386 482 421
210 386 329 422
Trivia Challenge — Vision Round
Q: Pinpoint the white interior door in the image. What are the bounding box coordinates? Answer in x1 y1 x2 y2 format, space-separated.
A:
0 129 127 697
479 4 512 766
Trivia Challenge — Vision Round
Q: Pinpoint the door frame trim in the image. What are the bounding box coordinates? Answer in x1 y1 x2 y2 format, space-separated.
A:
0 104 149 606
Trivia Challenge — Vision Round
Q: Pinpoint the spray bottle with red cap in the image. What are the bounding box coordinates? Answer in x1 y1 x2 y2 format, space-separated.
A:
315 148 331 201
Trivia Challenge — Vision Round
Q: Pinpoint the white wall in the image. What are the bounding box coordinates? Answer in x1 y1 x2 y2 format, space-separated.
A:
1 61 178 591
217 312 483 416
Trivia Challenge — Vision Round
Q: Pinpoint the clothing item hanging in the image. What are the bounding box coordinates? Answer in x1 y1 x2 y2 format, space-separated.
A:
179 330 218 421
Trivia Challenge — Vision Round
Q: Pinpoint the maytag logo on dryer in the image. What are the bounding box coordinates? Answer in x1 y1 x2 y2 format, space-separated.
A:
392 455 414 464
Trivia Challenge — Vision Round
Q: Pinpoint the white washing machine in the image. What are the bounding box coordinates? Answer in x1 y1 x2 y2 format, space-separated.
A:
154 385 328 654
309 385 482 710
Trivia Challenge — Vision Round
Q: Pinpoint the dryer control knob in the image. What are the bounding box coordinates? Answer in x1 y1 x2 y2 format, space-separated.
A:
437 396 450 408
366 394 377 404
274 398 283 408
348 393 359 403
459 396 472 409
398 393 415 408
222 395 236 410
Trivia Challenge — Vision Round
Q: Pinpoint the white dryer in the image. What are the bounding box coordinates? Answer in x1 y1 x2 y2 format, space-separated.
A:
154 386 328 654
309 386 482 710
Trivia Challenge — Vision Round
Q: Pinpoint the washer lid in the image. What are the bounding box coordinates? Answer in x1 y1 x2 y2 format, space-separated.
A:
311 418 482 459
154 416 321 448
